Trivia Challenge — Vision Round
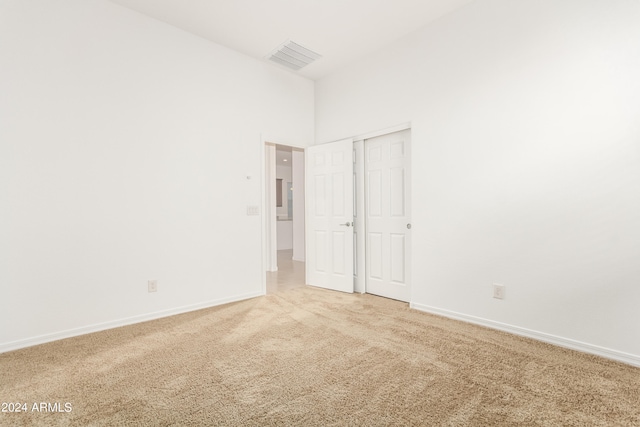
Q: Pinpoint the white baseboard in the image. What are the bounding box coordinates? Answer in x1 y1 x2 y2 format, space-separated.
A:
0 291 263 354
410 303 640 368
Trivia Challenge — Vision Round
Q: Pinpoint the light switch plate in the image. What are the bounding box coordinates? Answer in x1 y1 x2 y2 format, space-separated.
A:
148 280 157 293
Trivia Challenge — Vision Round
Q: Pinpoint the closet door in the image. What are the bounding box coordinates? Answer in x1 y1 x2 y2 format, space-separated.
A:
305 139 354 293
365 129 411 302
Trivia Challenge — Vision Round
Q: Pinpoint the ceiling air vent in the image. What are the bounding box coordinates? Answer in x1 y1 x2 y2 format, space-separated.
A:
266 40 322 71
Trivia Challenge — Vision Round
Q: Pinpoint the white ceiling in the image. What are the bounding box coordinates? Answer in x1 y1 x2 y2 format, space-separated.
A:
109 0 474 80
276 145 300 167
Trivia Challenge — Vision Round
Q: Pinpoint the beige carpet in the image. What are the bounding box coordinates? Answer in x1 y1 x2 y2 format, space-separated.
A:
1 286 639 426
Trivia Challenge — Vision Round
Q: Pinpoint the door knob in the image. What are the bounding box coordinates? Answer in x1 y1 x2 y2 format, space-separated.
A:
407 223 412 229
340 222 352 227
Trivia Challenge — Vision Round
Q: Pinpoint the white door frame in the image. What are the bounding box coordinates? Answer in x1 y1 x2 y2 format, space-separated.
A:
354 123 411 142
264 143 278 274
354 139 366 293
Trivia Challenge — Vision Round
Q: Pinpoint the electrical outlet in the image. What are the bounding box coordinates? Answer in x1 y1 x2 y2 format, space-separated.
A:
493 283 505 299
148 280 157 293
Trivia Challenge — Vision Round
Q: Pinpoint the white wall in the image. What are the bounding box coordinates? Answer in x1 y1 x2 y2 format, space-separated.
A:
315 0 640 364
0 0 314 351
275 164 292 219
276 221 293 251
275 163 293 250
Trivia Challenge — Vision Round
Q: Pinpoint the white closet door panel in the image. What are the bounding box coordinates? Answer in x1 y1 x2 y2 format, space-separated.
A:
365 129 411 302
306 139 354 293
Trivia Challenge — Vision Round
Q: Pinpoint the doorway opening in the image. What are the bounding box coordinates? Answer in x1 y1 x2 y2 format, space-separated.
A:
265 143 305 294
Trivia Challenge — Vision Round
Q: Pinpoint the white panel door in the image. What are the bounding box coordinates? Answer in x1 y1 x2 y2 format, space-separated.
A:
306 139 354 293
365 129 411 302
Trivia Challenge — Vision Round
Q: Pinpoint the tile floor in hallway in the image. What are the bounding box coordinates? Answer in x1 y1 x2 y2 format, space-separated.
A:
266 249 306 294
